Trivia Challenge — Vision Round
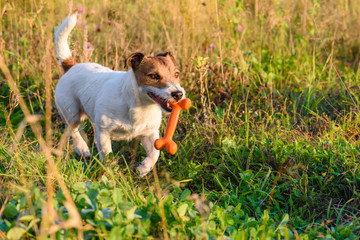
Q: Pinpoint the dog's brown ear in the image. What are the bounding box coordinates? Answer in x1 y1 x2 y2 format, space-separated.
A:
124 52 145 69
156 52 177 66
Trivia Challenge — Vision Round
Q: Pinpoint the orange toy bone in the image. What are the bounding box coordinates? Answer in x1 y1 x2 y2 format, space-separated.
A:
154 98 191 155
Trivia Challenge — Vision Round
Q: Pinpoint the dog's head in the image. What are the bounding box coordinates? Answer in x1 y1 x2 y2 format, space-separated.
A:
125 52 185 113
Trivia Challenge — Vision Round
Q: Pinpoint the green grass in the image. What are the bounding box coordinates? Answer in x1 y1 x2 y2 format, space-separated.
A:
1 0 360 239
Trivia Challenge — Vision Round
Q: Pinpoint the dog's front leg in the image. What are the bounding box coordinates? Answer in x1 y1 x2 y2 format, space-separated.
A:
95 126 112 161
137 131 160 177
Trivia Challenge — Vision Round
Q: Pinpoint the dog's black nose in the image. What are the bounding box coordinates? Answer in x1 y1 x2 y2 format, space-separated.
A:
171 91 183 101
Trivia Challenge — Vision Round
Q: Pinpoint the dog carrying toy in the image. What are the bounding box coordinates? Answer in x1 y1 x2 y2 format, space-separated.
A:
154 98 191 155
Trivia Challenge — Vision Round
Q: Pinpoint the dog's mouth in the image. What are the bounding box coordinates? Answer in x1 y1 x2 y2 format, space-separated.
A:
147 92 172 112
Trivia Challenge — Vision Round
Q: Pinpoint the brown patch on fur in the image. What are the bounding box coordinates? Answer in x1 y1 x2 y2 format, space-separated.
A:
155 52 178 67
128 53 180 88
62 57 77 72
124 52 145 69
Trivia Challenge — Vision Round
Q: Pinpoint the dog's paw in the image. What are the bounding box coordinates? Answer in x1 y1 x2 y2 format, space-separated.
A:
136 164 153 177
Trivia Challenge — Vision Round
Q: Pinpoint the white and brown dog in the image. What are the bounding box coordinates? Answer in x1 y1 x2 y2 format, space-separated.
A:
54 14 185 177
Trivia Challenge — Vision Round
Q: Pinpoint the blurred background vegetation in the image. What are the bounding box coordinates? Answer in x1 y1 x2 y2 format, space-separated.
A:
1 0 360 239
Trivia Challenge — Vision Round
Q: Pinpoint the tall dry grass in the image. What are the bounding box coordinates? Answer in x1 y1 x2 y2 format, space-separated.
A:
1 0 360 237
3 1 360 90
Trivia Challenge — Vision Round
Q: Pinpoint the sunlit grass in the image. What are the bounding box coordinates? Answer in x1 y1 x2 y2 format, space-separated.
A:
1 0 360 239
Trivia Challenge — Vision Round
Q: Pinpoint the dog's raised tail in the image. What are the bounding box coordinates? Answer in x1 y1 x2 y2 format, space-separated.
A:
55 14 77 72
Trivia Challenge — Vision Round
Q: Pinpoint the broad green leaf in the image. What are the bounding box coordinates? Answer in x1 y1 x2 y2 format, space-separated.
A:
234 203 244 217
118 201 134 211
101 175 108 185
208 221 216 230
7 227 25 240
163 195 174 206
94 210 103 220
77 194 94 208
275 214 289 232
109 226 123 240
26 218 41 231
98 189 111 197
177 203 187 217
225 214 235 226
108 180 116 188
112 188 123 205
262 210 269 222
72 182 87 193
18 215 34 222
98 189 113 206
87 188 99 201
125 206 137 220
126 224 135 236
180 189 191 201
4 204 18 219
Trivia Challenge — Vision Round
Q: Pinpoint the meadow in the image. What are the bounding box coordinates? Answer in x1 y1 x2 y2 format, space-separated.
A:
1 0 360 239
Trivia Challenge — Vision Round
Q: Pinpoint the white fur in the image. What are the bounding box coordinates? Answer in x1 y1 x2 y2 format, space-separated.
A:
55 14 77 62
55 64 163 176
54 16 185 177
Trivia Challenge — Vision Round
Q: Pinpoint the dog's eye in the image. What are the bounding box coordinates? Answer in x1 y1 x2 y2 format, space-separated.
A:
175 72 179 78
149 74 160 80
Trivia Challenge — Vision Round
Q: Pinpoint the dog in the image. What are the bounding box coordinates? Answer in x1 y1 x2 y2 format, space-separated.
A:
54 14 185 177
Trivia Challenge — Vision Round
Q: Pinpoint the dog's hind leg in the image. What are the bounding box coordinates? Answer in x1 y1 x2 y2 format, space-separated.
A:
69 122 91 158
57 102 91 158
136 131 160 177
95 125 112 161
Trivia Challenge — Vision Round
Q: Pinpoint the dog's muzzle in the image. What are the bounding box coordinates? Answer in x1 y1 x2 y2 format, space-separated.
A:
171 91 183 101
147 92 173 112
